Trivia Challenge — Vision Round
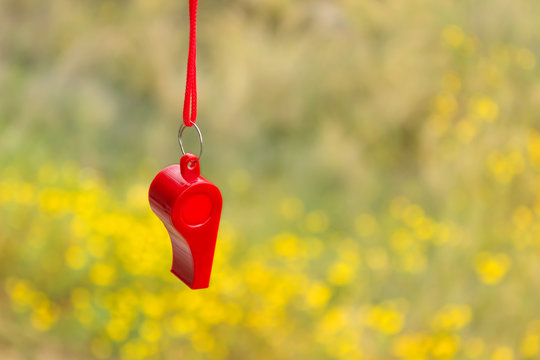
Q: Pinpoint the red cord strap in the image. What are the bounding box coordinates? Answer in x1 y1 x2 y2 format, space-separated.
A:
183 0 198 126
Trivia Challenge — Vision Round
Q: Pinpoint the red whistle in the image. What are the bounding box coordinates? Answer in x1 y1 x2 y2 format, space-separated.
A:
148 154 222 289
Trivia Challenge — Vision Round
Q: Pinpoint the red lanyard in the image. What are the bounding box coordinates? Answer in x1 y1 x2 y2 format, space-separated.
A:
183 0 198 127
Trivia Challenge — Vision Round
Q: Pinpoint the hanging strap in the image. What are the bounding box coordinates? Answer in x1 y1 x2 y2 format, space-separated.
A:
183 0 198 127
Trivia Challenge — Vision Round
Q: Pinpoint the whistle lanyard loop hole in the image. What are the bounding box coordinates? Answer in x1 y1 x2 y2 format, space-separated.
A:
178 122 203 161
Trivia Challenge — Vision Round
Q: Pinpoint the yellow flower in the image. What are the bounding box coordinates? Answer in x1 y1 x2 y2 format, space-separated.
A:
273 232 301 258
106 317 130 342
329 331 363 359
15 182 35 205
31 299 60 331
391 228 414 251
431 334 460 359
492 346 514 360
393 333 431 359
305 282 332 309
520 334 539 358
141 293 165 319
475 252 511 284
488 151 524 184
442 25 465 48
245 309 276 329
327 262 354 286
167 315 197 337
431 304 472 331
434 93 458 117
433 223 452 245
244 262 272 292
513 206 533 230
414 217 437 240
74 192 97 219
223 303 243 325
126 183 148 210
402 205 425 227
469 95 499 122
366 304 405 335
198 299 228 325
6 278 35 308
90 263 116 286
528 130 540 166
317 308 347 337
39 188 69 213
0 180 13 204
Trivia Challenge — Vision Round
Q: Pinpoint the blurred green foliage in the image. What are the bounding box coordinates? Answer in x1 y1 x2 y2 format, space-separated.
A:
2 0 540 359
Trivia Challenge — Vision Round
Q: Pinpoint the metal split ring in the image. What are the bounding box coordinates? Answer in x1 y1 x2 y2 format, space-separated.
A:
178 122 203 161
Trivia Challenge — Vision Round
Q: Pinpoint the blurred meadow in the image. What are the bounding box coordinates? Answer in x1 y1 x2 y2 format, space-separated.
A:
2 0 540 359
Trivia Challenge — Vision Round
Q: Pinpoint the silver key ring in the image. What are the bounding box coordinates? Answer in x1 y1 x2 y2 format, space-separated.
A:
178 122 203 161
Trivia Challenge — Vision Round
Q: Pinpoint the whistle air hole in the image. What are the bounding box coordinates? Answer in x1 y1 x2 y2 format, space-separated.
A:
180 193 213 226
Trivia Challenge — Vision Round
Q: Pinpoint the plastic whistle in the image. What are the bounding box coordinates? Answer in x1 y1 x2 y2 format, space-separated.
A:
148 154 222 289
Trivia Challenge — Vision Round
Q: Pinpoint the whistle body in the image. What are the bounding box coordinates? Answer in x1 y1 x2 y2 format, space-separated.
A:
149 154 222 289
